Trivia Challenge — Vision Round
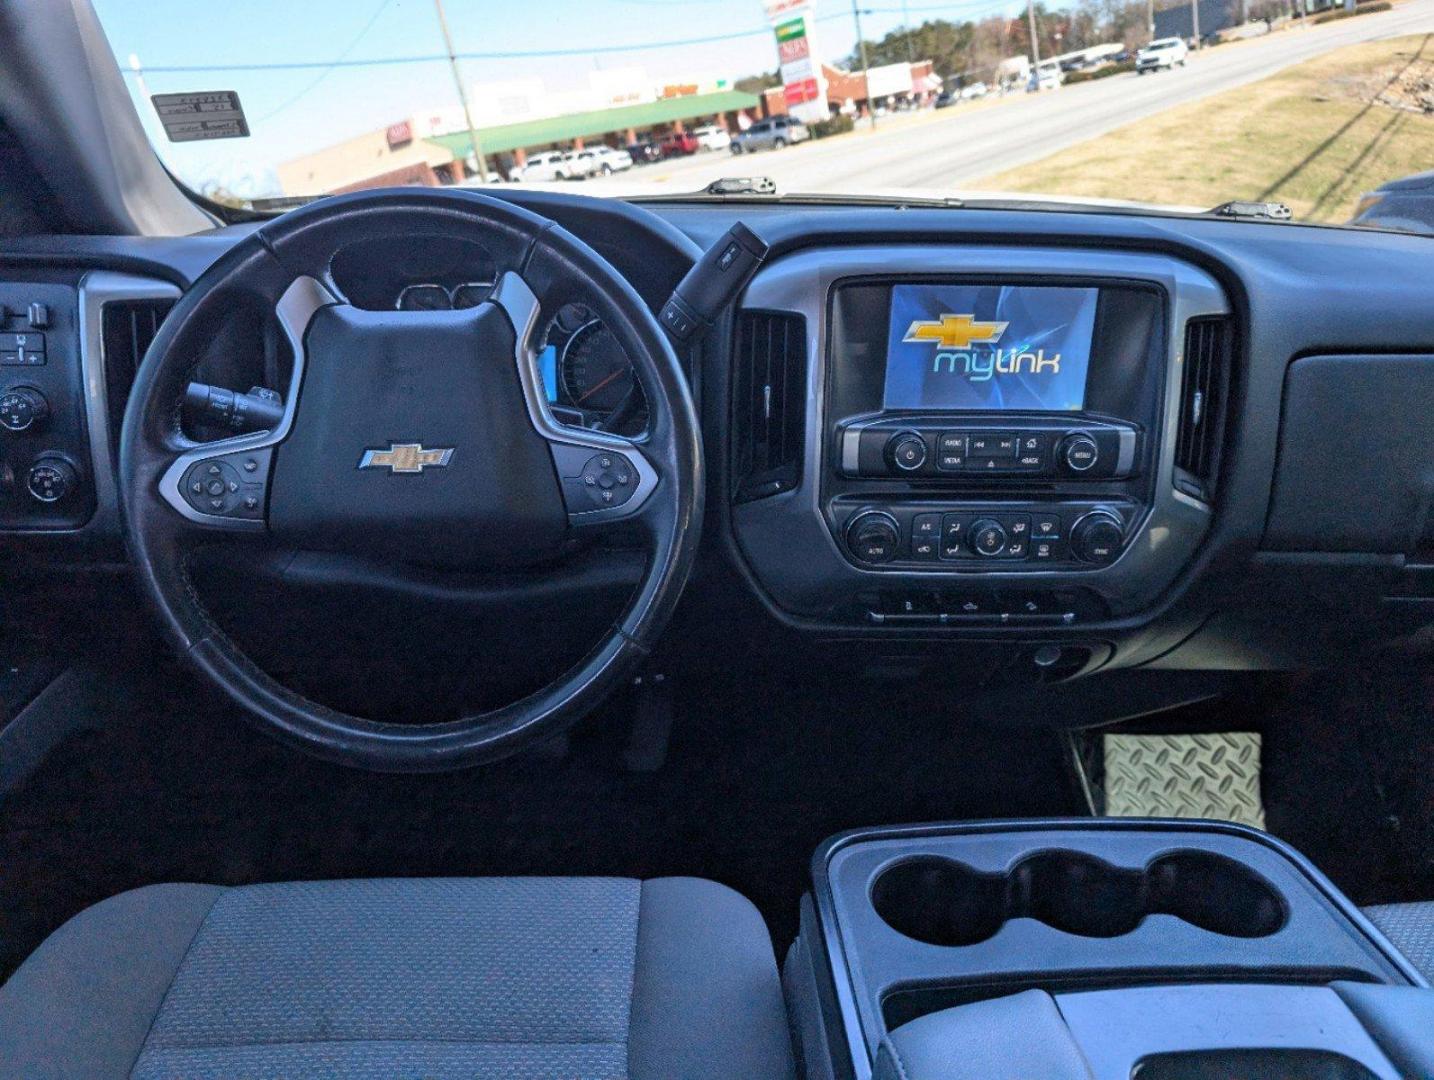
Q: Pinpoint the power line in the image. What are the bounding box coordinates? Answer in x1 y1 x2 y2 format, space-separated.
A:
122 25 777 73
255 0 393 121
123 0 1025 75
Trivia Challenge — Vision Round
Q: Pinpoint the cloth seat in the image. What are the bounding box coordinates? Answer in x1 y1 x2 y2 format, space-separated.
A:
0 876 795 1079
1364 901 1434 983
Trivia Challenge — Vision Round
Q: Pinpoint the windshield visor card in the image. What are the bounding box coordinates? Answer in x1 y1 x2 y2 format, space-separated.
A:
883 284 1098 411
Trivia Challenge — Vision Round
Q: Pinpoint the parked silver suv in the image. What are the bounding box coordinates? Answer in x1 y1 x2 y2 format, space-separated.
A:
731 115 810 153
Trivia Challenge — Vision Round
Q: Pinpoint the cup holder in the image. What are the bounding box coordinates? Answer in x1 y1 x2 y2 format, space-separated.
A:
871 849 1287 948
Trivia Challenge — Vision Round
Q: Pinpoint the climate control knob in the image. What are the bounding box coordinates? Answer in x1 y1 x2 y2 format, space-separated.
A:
846 511 901 564
27 455 78 503
969 518 1008 557
1070 510 1125 565
1058 432 1099 473
886 432 928 472
0 387 49 433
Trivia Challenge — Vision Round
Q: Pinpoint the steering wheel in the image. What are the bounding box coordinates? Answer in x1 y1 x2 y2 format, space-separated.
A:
118 189 703 772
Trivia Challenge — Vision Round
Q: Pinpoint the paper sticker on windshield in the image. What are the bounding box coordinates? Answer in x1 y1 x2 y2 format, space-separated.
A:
151 92 250 142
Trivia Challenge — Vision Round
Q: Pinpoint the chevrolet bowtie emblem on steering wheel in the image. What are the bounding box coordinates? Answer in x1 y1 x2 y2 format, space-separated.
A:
358 443 455 474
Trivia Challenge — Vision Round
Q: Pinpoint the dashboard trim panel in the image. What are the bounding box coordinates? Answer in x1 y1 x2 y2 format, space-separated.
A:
78 271 182 535
733 245 1230 624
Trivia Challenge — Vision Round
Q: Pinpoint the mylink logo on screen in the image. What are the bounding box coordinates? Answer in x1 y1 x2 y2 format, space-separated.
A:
902 313 1062 382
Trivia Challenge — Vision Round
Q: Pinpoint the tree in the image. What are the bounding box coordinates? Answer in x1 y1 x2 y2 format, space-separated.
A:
846 4 1153 85
734 70 780 95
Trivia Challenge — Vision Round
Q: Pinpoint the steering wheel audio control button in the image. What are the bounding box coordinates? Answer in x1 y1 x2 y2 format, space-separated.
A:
178 446 272 521
574 452 638 510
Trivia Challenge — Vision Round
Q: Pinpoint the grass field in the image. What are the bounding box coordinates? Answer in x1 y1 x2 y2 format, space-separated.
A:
978 33 1434 222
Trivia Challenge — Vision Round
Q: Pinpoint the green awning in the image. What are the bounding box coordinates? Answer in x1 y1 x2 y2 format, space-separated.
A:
425 90 760 158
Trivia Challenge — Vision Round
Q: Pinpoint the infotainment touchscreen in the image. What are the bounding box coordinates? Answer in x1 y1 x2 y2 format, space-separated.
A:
882 284 1099 411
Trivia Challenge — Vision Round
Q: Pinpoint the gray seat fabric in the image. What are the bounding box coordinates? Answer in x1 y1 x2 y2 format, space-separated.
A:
0 876 795 1080
1364 901 1434 983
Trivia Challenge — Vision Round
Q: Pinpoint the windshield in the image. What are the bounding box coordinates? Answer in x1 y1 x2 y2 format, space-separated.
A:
94 0 1434 233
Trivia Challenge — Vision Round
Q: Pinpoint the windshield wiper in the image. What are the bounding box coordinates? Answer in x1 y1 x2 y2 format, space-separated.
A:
1208 200 1293 221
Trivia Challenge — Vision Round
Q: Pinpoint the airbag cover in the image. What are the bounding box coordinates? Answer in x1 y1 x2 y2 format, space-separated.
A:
269 302 566 568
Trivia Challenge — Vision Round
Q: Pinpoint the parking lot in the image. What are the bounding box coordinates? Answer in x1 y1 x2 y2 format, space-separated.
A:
574 0 1434 197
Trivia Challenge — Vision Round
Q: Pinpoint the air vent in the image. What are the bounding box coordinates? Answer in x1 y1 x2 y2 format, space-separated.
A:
732 310 807 502
101 298 174 454
1174 317 1229 501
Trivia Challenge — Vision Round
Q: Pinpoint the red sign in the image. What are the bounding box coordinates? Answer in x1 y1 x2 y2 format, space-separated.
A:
783 78 820 106
386 121 413 150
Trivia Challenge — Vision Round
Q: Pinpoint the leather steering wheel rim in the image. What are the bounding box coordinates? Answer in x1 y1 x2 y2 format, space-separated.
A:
118 188 703 772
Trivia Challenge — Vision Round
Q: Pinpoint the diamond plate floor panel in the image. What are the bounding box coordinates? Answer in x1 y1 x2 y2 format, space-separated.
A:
1102 732 1265 828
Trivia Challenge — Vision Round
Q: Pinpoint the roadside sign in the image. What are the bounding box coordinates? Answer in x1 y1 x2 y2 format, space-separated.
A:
763 1 829 123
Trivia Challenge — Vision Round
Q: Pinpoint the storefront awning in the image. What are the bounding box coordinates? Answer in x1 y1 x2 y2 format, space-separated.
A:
425 90 761 158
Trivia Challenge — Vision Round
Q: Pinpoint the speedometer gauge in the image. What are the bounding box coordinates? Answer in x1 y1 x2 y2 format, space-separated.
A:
560 321 635 413
537 303 648 436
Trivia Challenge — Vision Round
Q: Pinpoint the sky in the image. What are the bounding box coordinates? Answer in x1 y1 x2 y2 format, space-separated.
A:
92 0 1032 197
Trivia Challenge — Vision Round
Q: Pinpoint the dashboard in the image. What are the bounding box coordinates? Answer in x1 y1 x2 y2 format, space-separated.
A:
4 191 1434 693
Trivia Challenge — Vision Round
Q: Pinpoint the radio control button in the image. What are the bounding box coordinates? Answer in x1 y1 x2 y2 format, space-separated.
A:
938 433 966 453
967 433 1015 458
887 432 928 472
1014 433 1048 470
937 451 966 471
970 518 1008 557
1060 433 1100 473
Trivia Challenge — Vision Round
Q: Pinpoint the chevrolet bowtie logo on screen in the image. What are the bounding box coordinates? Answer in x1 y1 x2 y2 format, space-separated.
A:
903 313 1009 350
884 285 1100 412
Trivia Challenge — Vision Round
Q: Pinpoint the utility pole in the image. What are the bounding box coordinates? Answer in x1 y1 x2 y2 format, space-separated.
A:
433 0 489 183
1146 0 1155 36
1027 0 1042 89
1191 0 1201 49
901 0 915 63
853 0 876 130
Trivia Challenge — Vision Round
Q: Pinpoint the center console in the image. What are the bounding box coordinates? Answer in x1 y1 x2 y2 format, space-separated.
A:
784 820 1433 1080
731 247 1229 630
